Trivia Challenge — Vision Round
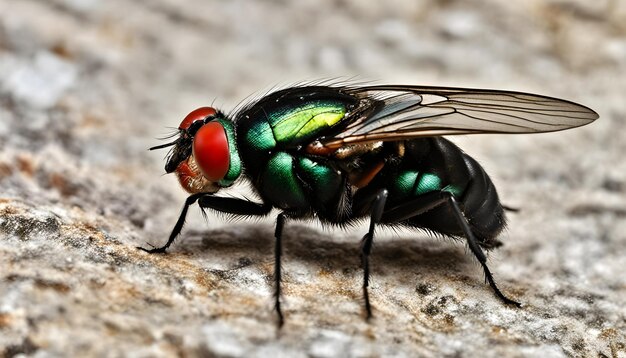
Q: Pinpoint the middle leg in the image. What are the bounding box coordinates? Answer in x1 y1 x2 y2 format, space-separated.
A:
274 213 286 327
359 189 388 320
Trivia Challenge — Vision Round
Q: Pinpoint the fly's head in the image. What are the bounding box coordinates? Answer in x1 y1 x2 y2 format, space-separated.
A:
151 107 241 194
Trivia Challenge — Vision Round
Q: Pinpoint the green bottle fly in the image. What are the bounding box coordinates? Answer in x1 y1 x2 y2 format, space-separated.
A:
142 84 598 326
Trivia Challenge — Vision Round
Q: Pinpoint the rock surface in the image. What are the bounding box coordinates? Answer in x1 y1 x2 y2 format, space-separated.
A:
0 0 624 357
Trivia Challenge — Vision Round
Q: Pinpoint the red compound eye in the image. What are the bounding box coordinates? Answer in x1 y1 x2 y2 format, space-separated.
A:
192 121 230 181
179 107 217 130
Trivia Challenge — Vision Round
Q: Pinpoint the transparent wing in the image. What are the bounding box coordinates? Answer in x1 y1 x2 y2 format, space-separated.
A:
321 85 598 148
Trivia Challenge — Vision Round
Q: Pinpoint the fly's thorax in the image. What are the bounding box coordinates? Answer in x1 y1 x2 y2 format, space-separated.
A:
235 91 358 177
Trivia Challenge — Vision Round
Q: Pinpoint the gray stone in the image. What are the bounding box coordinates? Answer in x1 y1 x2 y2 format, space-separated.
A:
0 1 624 357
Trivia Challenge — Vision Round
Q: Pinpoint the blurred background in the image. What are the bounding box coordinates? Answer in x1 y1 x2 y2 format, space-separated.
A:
0 0 624 357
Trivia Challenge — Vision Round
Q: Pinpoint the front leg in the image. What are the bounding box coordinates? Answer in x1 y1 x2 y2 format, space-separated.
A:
137 193 272 254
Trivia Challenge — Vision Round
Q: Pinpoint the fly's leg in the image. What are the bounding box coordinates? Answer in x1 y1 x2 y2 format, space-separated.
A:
381 191 520 307
446 194 521 307
274 213 286 327
359 189 388 320
137 194 271 254
137 193 205 253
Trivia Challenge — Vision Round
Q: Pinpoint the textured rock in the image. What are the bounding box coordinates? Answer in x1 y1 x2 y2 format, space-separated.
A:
0 0 624 357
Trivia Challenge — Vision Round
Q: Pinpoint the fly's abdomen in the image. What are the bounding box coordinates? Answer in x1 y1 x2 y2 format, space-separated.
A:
383 138 505 248
388 170 463 201
459 153 506 247
384 139 469 204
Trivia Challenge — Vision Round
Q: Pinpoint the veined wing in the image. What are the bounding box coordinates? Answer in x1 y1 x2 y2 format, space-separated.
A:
321 85 598 148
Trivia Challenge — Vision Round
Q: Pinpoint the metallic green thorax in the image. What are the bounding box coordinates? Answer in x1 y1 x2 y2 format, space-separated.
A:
258 151 343 213
271 100 346 143
261 152 308 208
216 118 241 187
245 100 346 152
238 97 348 212
297 157 341 205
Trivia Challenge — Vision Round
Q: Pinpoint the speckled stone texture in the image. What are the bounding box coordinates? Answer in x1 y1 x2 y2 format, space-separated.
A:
0 1 624 357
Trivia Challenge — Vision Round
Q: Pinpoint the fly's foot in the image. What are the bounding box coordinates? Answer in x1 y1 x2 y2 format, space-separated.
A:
501 296 522 308
136 243 168 254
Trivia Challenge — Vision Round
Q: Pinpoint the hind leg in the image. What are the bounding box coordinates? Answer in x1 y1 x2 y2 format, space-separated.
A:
382 191 520 307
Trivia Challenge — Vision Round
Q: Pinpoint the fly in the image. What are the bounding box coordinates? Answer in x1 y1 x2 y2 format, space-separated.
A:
139 84 598 326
